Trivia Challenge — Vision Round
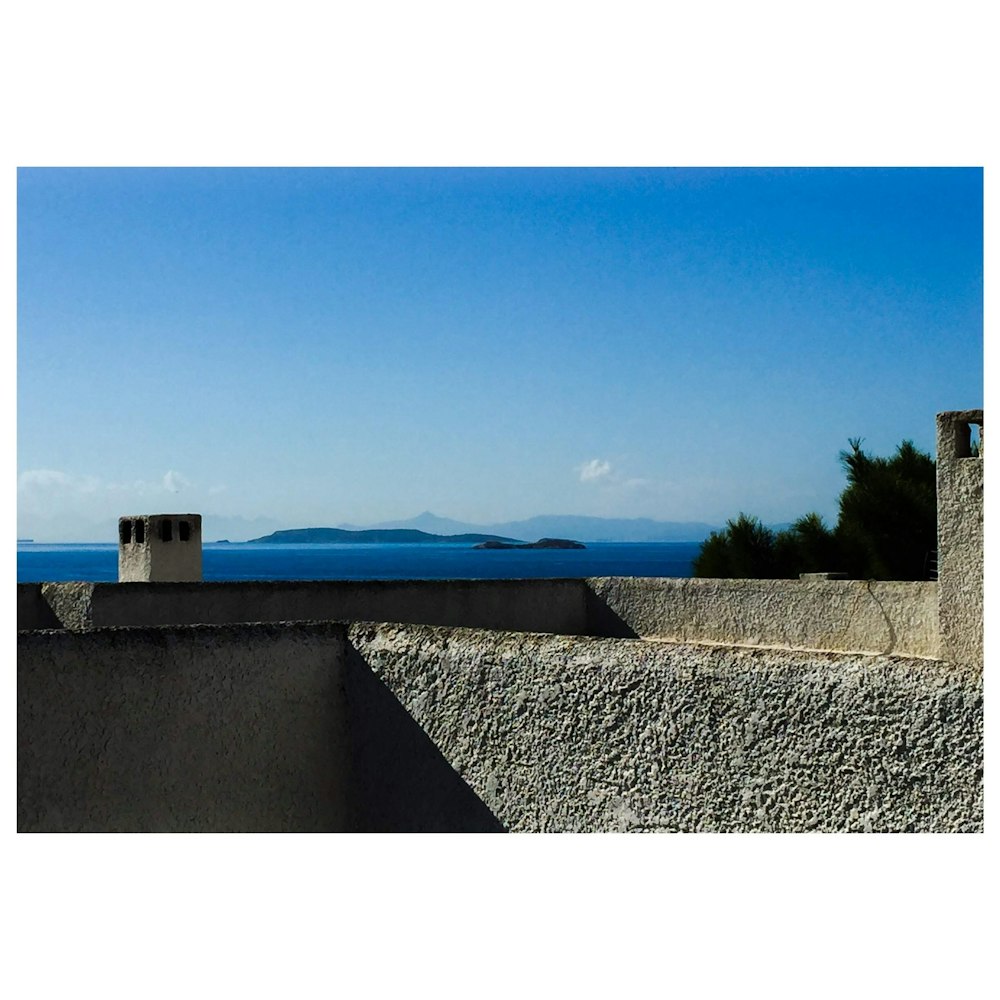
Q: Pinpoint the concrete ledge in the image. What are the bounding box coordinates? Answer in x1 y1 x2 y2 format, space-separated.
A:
27 576 942 660
586 577 941 659
35 578 590 637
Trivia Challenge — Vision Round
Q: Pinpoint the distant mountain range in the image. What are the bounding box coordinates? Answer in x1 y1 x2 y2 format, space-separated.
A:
247 527 523 545
334 511 721 543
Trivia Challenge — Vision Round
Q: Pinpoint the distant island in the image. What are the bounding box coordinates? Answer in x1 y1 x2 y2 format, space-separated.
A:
335 511 720 543
473 537 585 550
247 527 523 545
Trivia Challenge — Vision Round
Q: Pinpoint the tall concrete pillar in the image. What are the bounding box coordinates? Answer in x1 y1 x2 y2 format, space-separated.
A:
118 514 203 582
936 411 983 668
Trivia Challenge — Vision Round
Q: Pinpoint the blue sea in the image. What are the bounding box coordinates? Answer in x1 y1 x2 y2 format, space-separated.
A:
17 541 701 583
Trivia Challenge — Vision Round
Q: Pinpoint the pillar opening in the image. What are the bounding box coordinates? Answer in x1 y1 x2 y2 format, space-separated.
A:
135 520 145 544
179 520 190 542
937 411 984 461
160 519 172 542
120 520 132 545
969 422 982 457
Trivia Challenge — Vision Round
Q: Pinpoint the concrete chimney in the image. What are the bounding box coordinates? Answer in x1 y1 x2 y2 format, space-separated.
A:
118 514 203 582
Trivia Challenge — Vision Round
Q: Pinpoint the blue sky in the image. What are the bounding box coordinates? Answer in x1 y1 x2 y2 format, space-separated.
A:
17 167 982 541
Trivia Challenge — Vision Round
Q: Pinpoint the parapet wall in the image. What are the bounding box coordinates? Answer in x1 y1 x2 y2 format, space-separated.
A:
18 622 352 832
18 619 983 832
23 575 943 660
587 577 941 658
17 621 505 833
29 578 590 637
349 622 982 832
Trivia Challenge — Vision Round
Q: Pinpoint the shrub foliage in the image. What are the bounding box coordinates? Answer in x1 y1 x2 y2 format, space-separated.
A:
692 439 936 581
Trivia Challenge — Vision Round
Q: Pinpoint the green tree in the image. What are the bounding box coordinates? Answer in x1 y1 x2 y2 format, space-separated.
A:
693 514 783 578
834 438 936 580
775 512 839 574
693 438 936 581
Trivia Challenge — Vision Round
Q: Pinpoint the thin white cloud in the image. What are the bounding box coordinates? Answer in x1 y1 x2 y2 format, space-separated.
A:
17 467 231 541
573 459 657 501
18 469 71 490
18 469 100 493
578 458 612 483
163 469 192 493
18 468 195 502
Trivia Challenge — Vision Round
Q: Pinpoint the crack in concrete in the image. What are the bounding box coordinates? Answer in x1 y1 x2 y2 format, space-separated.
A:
864 578 897 656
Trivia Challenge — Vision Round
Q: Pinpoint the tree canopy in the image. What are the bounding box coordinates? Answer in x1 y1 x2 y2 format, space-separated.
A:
692 439 936 581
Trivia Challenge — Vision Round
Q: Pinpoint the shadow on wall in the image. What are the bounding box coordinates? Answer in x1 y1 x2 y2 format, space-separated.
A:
16 584 62 629
583 587 640 639
17 623 506 833
344 644 506 833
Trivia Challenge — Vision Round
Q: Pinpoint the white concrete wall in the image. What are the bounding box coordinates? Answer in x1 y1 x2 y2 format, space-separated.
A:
18 622 351 832
35 578 591 637
17 621 506 833
936 410 984 668
18 618 983 832
586 577 941 658
30 576 941 658
348 622 983 833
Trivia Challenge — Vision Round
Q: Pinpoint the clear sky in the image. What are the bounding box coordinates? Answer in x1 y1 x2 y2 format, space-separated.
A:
17 167 983 541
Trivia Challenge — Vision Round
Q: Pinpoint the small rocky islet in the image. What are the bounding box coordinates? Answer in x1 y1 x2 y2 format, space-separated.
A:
472 537 585 550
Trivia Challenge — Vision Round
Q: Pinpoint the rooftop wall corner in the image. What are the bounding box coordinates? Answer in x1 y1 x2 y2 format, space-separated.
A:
936 409 983 462
936 409 983 669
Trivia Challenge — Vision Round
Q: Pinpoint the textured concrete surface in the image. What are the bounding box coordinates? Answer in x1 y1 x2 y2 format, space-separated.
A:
40 581 95 631
586 577 941 658
18 621 505 833
348 622 982 833
18 622 352 832
29 576 941 662
341 643 505 832
18 618 982 832
936 410 983 668
35 578 590 637
118 514 203 583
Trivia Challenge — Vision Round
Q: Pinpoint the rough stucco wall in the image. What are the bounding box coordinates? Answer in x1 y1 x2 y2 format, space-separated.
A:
586 577 941 658
39 581 94 631
38 578 589 637
936 411 983 668
18 622 352 832
18 618 983 832
348 622 982 833
31 577 942 660
117 522 153 581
